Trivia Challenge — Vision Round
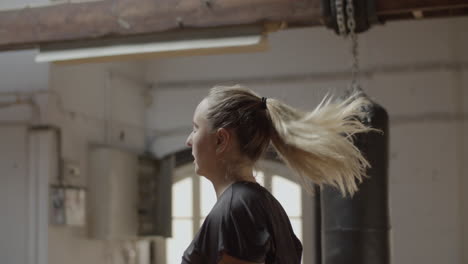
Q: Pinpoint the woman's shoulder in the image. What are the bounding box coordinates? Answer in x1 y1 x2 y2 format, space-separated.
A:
208 181 271 221
229 181 271 210
231 181 267 198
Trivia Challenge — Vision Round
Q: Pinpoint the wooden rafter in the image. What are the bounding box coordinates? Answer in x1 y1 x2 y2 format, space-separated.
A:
377 0 468 14
0 0 467 52
377 0 468 20
0 0 321 52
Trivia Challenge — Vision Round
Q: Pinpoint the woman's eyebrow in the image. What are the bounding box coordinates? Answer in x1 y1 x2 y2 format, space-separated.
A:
192 121 198 128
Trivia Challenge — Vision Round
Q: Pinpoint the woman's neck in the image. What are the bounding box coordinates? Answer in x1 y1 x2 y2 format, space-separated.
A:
210 165 256 198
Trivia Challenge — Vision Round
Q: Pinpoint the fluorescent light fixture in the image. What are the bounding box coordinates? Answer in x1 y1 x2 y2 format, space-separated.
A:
35 26 268 64
36 35 263 62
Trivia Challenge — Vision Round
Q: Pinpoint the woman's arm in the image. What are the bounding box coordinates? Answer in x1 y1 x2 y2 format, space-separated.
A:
218 253 264 264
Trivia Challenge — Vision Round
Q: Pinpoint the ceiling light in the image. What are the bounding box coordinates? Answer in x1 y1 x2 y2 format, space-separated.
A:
35 26 268 64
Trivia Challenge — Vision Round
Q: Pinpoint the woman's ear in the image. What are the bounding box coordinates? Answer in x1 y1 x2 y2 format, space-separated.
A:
216 128 230 154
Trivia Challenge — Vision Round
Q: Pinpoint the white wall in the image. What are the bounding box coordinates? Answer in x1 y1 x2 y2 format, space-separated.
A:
0 50 49 92
46 61 148 264
0 49 50 264
145 17 468 264
0 126 29 264
0 49 49 123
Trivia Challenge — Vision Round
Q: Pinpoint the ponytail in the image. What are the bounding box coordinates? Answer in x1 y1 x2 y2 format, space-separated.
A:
205 85 374 196
267 93 375 196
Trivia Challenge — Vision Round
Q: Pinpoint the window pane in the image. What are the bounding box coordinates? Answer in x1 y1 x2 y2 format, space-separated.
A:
253 170 265 187
200 177 217 217
173 177 193 217
272 176 302 217
166 219 193 264
290 218 303 243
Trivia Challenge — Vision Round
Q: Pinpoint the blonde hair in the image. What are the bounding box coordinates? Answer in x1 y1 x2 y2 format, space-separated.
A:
205 85 375 196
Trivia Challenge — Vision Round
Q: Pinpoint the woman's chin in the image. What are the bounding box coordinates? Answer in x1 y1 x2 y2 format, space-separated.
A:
194 163 201 175
193 161 210 176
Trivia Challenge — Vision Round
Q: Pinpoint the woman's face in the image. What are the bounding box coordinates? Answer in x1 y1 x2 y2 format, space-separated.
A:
185 99 218 177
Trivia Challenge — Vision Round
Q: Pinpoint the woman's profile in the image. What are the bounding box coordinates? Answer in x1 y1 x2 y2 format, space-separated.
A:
182 85 373 264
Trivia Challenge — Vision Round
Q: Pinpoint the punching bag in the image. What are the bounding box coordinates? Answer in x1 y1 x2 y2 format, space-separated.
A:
321 95 390 264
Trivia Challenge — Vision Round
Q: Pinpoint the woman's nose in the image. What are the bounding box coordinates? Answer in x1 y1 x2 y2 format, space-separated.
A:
186 134 192 147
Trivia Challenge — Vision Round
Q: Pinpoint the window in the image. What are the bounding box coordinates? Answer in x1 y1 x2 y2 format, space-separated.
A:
272 175 303 241
166 177 194 264
166 162 307 264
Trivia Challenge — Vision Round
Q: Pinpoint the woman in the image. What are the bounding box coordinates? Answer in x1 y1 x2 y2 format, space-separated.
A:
182 85 373 264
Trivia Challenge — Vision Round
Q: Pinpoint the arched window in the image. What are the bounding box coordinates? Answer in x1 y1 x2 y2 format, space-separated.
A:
165 160 314 264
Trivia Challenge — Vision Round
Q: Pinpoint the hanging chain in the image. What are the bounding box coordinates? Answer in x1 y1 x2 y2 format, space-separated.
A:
346 0 360 92
335 0 347 36
335 0 362 93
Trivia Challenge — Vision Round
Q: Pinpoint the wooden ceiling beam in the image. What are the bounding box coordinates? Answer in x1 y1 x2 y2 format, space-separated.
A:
376 0 468 14
0 0 321 52
376 0 468 22
0 0 467 52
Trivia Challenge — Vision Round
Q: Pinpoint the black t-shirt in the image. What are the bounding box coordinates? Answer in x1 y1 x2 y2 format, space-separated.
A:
181 181 303 264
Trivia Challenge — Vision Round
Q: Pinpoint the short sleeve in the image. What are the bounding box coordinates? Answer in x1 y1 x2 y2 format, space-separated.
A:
218 191 272 263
